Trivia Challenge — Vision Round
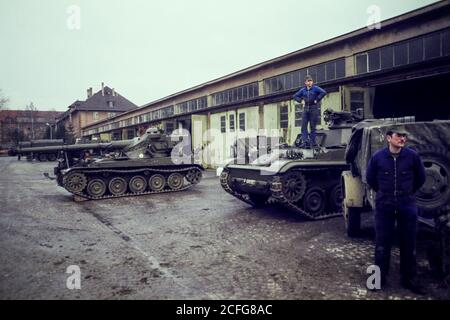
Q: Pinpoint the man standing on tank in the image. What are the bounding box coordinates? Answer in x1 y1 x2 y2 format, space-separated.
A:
292 75 327 148
366 127 426 294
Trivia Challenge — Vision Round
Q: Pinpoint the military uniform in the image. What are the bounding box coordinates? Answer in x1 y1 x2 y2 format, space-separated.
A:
366 143 426 284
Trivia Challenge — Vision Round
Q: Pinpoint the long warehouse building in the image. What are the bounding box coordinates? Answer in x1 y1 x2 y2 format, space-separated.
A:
82 1 450 168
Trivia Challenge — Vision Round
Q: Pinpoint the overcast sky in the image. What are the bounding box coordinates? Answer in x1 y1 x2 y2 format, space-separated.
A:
0 0 439 111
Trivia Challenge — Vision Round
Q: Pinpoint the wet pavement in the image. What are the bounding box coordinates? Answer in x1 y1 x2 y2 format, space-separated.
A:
0 157 448 300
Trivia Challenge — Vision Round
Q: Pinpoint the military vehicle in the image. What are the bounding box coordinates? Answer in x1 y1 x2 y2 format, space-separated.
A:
341 119 450 283
13 139 64 161
33 128 203 201
220 109 363 220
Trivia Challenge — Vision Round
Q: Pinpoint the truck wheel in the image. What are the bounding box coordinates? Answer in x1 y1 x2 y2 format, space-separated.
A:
413 145 450 215
38 153 47 162
47 153 57 161
344 203 361 237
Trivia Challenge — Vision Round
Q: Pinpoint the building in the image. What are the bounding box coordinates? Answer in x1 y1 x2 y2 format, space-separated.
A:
0 110 62 148
81 1 450 167
57 83 138 139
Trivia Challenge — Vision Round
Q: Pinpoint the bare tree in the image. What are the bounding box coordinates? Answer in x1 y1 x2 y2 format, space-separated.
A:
25 102 38 140
0 89 9 109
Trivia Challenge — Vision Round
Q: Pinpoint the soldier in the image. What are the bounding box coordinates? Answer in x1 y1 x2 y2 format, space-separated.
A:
292 75 327 147
366 127 426 294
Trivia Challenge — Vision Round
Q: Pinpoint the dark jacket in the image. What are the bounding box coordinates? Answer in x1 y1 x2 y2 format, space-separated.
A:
366 147 426 201
292 85 327 106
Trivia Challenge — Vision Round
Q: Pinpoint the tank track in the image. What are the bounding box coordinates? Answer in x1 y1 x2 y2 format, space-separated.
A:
219 170 255 206
220 167 342 220
64 166 201 201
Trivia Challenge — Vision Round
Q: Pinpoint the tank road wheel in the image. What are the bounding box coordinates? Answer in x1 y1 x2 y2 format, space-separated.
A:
413 145 450 214
108 177 128 196
38 153 48 162
47 153 57 161
185 168 202 184
63 172 87 194
328 184 344 212
282 171 307 202
129 176 148 193
248 194 269 208
302 187 326 217
87 179 107 198
167 173 184 190
149 174 166 192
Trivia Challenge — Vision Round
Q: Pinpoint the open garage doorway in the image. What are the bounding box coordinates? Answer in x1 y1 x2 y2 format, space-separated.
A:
373 72 450 121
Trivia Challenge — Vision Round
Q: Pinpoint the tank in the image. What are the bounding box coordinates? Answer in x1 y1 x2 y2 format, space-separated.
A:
34 128 203 201
220 109 363 220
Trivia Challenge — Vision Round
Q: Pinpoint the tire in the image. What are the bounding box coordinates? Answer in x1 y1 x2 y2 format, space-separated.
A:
38 153 48 162
412 145 450 215
47 153 57 161
344 203 362 238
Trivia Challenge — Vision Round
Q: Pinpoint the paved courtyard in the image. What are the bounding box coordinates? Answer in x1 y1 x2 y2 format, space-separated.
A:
0 157 448 300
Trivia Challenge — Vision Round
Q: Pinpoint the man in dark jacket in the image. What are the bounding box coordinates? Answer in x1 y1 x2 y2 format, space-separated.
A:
366 127 426 294
292 75 327 147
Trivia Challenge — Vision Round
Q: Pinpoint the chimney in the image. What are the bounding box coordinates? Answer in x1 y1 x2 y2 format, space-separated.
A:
87 87 93 98
101 82 105 96
112 88 116 97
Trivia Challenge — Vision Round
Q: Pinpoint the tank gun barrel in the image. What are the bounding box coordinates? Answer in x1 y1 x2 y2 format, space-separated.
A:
18 140 131 154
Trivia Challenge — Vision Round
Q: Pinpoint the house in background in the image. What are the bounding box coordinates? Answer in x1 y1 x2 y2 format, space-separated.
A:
0 110 62 148
57 83 138 139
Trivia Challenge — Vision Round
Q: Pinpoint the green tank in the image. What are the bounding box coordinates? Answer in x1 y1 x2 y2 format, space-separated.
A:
34 128 203 201
220 109 363 220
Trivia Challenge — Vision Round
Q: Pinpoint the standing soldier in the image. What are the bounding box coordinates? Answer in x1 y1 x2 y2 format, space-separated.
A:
292 75 327 147
366 127 426 294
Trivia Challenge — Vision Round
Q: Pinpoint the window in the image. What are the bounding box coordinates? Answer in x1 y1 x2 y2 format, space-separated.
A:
355 53 368 74
354 28 449 74
93 112 99 120
394 42 408 66
443 29 450 56
229 114 235 132
409 38 424 63
108 101 114 108
212 83 258 106
424 33 441 60
127 129 135 139
220 115 226 133
316 64 326 83
381 46 394 69
350 91 365 112
108 112 116 118
165 122 175 134
280 105 289 129
325 62 336 81
368 49 381 71
239 113 245 131
295 104 303 127
335 58 345 79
